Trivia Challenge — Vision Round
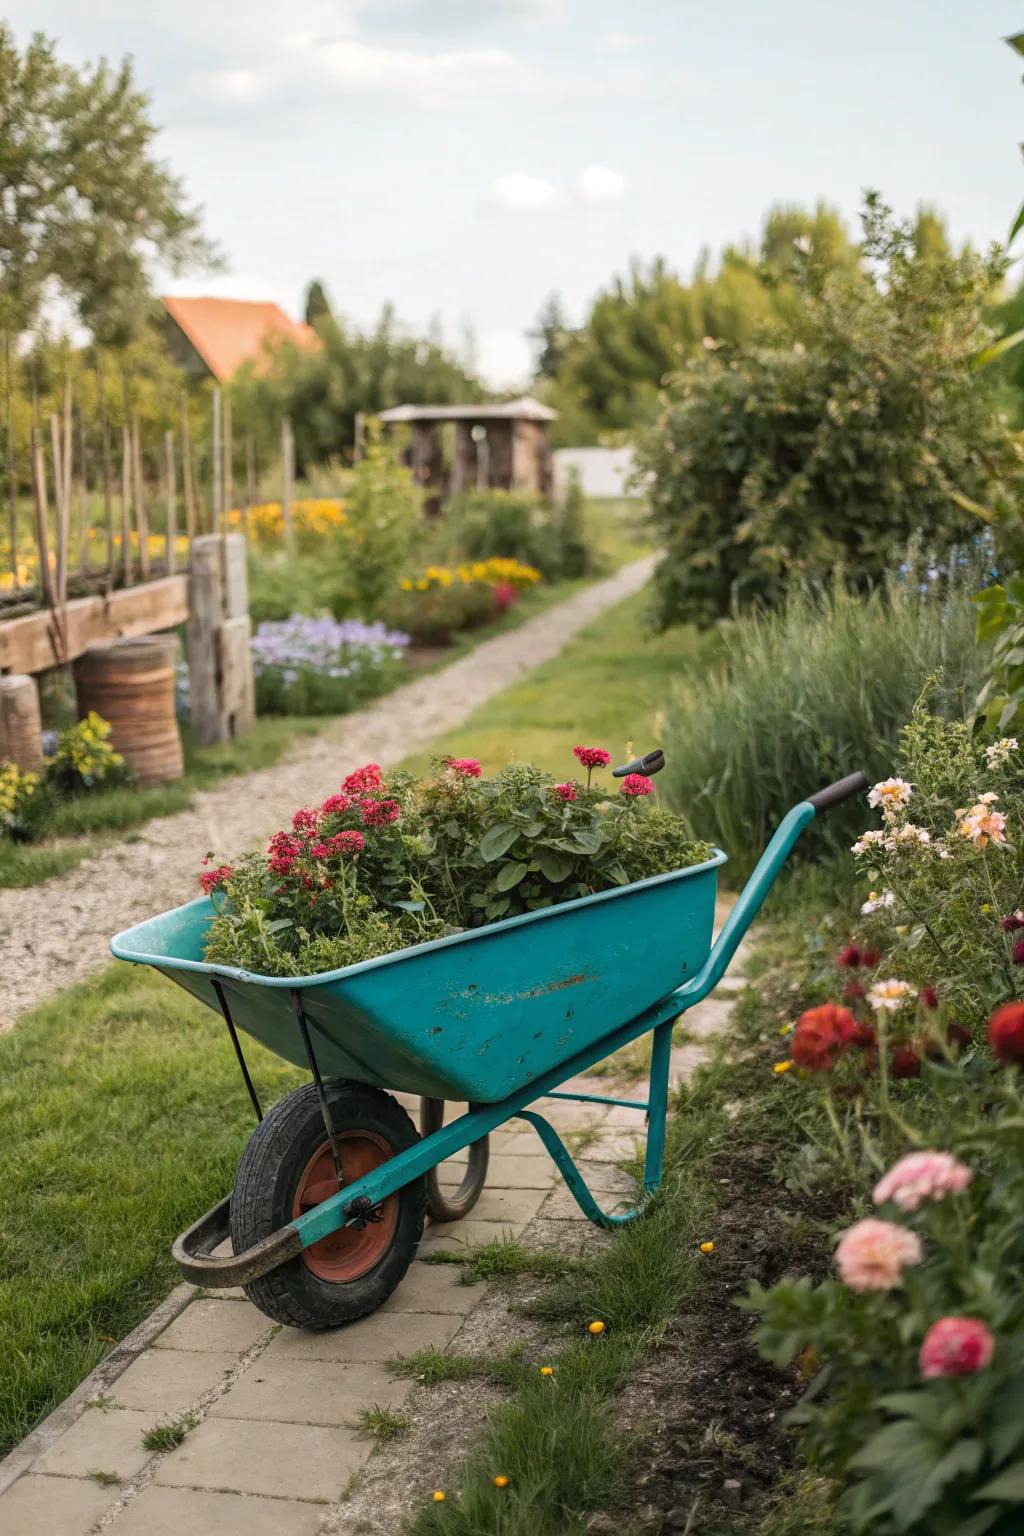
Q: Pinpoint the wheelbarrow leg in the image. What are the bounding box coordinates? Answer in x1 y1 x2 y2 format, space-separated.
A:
642 1018 673 1195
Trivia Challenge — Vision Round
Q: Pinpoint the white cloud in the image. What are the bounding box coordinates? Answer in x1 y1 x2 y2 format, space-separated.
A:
304 35 532 103
574 165 627 203
208 68 265 102
489 172 559 211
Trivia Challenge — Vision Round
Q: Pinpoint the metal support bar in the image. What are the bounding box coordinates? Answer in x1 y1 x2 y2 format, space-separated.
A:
212 980 263 1122
516 1109 651 1226
643 1019 673 1194
544 1090 648 1111
291 989 345 1186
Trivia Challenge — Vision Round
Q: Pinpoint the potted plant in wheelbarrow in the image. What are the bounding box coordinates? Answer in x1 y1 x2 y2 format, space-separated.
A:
111 747 867 1329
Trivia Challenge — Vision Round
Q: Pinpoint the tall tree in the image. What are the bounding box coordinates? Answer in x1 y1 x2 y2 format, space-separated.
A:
528 294 575 380
304 279 333 329
0 26 215 339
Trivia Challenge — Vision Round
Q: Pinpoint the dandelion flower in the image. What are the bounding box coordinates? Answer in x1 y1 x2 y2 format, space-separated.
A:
699 1241 715 1254
588 1320 605 1335
540 1365 554 1376
432 1491 446 1502
773 1060 793 1074
493 1475 510 1488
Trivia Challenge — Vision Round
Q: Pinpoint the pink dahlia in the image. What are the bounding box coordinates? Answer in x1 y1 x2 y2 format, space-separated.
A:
834 1217 922 1291
573 746 611 770
620 773 653 797
360 797 401 826
873 1151 973 1212
342 763 384 795
445 757 483 778
919 1317 994 1379
552 781 579 803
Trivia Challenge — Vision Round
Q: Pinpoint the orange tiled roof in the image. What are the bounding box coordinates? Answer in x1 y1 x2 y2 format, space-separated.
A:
161 296 318 382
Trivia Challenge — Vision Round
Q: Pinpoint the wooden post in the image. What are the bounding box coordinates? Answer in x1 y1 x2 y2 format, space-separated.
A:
133 414 150 581
244 432 255 534
94 354 114 578
223 393 233 524
0 675 44 772
353 410 366 462
164 429 177 576
77 407 89 570
211 387 223 535
49 413 68 604
3 331 16 589
187 534 226 745
120 424 134 586
281 415 294 550
181 395 197 550
221 531 255 733
61 377 72 531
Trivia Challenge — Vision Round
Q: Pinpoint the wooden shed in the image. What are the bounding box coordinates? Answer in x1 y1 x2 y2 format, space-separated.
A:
378 397 558 515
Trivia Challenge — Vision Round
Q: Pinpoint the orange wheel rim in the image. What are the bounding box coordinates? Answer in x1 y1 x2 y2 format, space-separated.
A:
292 1130 398 1282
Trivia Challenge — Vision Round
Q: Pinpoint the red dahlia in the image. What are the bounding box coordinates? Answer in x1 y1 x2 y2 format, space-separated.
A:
790 1004 859 1072
988 1002 1024 1066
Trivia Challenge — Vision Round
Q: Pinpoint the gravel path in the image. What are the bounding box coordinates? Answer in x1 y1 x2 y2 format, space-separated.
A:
0 557 654 1029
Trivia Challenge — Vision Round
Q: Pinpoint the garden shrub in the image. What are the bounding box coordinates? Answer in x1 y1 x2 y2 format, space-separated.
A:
558 467 590 579
442 488 564 578
1 712 134 846
636 195 1024 628
660 560 987 877
384 557 541 644
337 426 422 618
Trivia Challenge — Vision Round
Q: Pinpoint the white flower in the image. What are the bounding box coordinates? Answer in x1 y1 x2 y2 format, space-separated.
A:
886 823 932 850
978 791 1000 806
861 890 896 915
868 778 912 815
851 830 886 856
868 978 918 1013
985 738 1018 769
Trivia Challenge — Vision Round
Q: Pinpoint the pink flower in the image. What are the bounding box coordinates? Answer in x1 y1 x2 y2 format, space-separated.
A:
834 1218 922 1291
1002 910 1024 932
873 1152 973 1212
268 830 302 874
291 806 320 836
445 758 482 778
360 797 401 826
329 830 365 856
573 746 611 770
343 763 383 795
321 792 354 816
620 773 653 797
309 842 331 859
552 781 579 803
199 864 233 895
492 581 517 613
919 1317 994 1379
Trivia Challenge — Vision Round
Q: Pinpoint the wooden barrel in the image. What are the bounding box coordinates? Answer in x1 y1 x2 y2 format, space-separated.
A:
73 635 184 786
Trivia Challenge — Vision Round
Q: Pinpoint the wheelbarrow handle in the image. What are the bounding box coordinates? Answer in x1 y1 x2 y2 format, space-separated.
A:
807 771 869 811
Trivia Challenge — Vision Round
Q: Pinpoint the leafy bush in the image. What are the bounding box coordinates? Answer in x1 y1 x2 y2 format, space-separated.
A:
558 468 590 578
343 428 422 617
43 712 133 797
200 753 712 976
637 196 1023 628
973 575 1024 734
250 616 409 715
661 563 986 877
247 549 354 624
442 489 565 577
385 557 541 644
0 762 39 839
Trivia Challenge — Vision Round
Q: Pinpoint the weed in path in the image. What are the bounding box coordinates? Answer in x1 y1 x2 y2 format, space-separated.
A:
388 1345 527 1389
422 1237 584 1284
87 1468 121 1486
356 1403 412 1441
141 1410 200 1452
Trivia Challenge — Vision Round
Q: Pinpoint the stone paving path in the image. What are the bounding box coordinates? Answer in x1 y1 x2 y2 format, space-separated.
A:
0 953 741 1536
0 556 654 1029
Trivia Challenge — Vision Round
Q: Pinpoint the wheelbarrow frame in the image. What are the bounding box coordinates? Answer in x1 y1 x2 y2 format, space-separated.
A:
166 783 864 1290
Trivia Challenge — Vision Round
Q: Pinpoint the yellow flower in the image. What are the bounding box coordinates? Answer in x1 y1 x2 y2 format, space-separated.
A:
773 1060 793 1074
588 1320 605 1335
699 1241 715 1254
539 1365 554 1377
493 1475 510 1488
432 1490 446 1503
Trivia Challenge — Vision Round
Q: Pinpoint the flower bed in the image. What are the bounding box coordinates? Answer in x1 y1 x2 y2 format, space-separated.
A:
1 712 132 843
198 746 711 977
387 558 541 645
250 615 410 715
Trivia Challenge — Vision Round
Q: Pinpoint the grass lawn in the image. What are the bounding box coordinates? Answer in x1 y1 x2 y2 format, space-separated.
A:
0 578 712 1454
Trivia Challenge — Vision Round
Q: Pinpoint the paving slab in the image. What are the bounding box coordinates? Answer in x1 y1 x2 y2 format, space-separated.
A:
265 1309 462 1364
209 1356 410 1425
0 1473 120 1535
542 1184 637 1220
154 1417 367 1501
440 1185 546 1224
439 1153 556 1189
108 1483 327 1536
152 1296 275 1354
109 1347 239 1415
380 1262 481 1314
416 1219 525 1257
33 1406 154 1482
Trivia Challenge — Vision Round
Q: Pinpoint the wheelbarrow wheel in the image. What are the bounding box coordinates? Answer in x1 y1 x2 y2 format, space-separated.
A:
419 1098 489 1223
230 1080 425 1329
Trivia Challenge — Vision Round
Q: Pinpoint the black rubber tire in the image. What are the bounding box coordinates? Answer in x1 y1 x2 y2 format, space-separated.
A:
231 1080 425 1329
419 1097 489 1222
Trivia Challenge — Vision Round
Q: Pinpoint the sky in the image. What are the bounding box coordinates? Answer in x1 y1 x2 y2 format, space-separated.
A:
7 1 1024 385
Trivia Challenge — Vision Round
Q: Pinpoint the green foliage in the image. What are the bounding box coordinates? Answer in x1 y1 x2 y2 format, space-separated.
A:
141 1411 201 1453
342 428 422 616
0 25 215 338
973 577 1024 733
388 1345 527 1389
422 1238 584 1283
385 581 495 645
638 196 1021 627
558 469 589 579
661 563 986 878
355 1403 411 1440
45 711 133 797
441 489 564 578
303 278 333 329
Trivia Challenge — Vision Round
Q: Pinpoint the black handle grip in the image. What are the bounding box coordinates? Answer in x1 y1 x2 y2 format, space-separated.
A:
807 771 869 812
612 749 665 779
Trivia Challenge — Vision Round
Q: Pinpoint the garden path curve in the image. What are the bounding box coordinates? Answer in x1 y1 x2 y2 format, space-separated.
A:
0 556 654 1030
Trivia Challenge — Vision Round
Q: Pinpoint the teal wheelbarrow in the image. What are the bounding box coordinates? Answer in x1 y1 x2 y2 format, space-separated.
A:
110 769 866 1330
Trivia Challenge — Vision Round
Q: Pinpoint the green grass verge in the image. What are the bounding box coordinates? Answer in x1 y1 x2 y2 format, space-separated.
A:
0 965 303 1453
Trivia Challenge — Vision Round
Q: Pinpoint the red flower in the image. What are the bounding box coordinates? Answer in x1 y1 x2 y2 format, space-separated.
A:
445 758 483 778
1012 939 1024 966
845 1020 877 1049
791 1004 859 1071
988 1002 1024 1066
309 842 331 859
360 797 401 826
573 746 611 770
343 763 383 795
891 1045 921 1079
620 773 653 797
921 986 939 1010
919 1317 994 1379
492 581 517 613
552 781 579 803
321 792 354 816
836 944 862 970
329 829 365 856
842 979 867 1002
199 863 232 895
268 830 302 875
291 807 320 836
859 946 881 968
1002 911 1024 932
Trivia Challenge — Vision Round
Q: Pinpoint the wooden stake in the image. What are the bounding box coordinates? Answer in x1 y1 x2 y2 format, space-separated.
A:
281 415 294 551
133 414 150 580
211 387 223 535
120 424 134 586
49 412 70 606
77 407 90 571
164 429 177 576
180 395 197 548
94 352 114 578
244 432 255 535
61 376 72 529
223 393 233 524
31 427 64 657
3 331 16 589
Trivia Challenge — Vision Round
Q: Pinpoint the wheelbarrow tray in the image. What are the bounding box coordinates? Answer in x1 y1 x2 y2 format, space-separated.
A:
110 849 726 1104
